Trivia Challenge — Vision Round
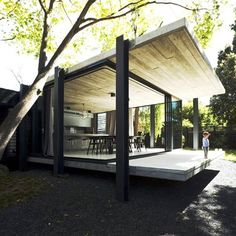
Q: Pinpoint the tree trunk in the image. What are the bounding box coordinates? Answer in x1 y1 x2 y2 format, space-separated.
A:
0 0 97 160
0 72 49 160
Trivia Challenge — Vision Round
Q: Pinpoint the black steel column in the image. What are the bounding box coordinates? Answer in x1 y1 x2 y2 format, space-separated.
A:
150 105 155 148
31 96 43 154
18 85 29 171
116 35 129 202
193 98 199 150
165 94 173 151
31 102 38 153
53 67 64 175
31 95 43 154
180 100 183 148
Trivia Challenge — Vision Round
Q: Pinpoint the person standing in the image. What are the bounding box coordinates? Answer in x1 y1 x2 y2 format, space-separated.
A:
202 131 210 159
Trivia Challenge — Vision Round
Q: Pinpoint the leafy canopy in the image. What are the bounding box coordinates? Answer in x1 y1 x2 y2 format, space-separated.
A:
190 0 225 47
0 0 43 56
182 101 218 128
209 17 236 126
0 0 225 68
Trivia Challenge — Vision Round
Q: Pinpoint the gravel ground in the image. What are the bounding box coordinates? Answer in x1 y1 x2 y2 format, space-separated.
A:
0 158 235 236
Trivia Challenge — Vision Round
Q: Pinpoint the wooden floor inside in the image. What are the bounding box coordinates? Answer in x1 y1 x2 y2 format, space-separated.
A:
28 149 225 181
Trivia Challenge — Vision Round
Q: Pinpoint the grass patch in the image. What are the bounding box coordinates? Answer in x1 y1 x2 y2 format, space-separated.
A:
0 174 45 209
224 149 236 163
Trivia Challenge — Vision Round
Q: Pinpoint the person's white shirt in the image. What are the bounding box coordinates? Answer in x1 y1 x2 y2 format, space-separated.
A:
202 138 209 147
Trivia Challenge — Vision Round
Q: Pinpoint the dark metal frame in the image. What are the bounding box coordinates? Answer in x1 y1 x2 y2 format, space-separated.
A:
18 84 29 171
45 58 171 100
31 103 38 153
193 98 199 150
45 60 109 88
31 96 43 154
150 105 156 148
165 94 173 151
53 67 65 175
106 60 170 96
116 35 129 201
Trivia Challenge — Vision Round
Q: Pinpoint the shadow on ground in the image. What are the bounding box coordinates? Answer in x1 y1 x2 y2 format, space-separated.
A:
179 184 236 236
0 162 235 236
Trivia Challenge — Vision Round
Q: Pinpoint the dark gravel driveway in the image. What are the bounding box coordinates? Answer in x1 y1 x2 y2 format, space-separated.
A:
0 158 235 236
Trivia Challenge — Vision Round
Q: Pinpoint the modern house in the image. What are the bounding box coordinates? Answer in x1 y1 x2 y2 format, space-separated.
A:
19 18 225 201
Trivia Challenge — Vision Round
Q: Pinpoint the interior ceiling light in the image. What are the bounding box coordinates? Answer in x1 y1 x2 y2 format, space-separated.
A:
109 92 116 97
79 103 93 119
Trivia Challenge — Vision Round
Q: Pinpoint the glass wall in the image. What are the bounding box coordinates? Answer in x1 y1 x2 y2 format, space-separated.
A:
172 100 182 149
155 103 165 148
97 113 106 134
138 106 150 135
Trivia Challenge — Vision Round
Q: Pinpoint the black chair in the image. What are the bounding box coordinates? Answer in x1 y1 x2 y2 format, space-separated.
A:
101 136 115 154
134 136 143 152
87 137 100 155
144 133 150 148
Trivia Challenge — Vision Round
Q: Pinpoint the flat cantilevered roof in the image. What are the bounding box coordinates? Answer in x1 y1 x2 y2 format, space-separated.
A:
47 18 225 113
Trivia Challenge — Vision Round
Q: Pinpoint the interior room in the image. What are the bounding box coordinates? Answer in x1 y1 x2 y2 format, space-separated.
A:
61 66 167 160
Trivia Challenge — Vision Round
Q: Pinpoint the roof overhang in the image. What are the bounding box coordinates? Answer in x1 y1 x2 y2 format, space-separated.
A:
47 18 225 113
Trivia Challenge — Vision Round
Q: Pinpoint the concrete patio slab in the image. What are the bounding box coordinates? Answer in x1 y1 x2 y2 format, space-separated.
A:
28 149 224 181
112 149 225 181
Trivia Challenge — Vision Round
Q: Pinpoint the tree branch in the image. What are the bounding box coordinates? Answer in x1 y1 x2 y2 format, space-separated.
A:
0 0 21 21
38 16 49 72
119 0 143 11
48 0 56 12
10 69 22 85
38 0 55 13
37 0 57 73
38 0 47 15
38 0 206 80
83 0 206 25
41 0 96 76
6 0 21 16
0 36 16 41
59 0 73 25
119 1 206 12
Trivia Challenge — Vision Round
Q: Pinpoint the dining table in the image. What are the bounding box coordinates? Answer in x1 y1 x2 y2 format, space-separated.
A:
64 133 143 154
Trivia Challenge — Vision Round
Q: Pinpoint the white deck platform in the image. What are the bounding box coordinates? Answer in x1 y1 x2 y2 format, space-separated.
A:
28 149 224 181
115 149 224 181
64 148 164 160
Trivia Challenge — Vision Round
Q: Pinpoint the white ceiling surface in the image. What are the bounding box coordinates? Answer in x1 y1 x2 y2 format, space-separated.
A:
64 67 164 113
50 18 225 112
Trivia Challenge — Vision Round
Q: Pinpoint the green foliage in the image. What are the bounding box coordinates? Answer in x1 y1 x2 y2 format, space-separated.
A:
155 104 164 137
0 0 226 68
182 101 218 128
0 0 43 57
183 119 193 128
190 0 223 48
0 0 85 60
91 0 161 52
182 102 193 126
138 104 164 137
91 0 224 52
224 149 236 162
200 105 219 127
138 106 150 134
209 19 236 126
